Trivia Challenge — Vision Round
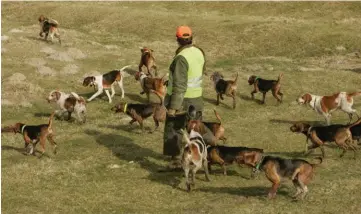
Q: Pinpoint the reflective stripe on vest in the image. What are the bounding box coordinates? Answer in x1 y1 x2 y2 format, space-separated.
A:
167 46 204 98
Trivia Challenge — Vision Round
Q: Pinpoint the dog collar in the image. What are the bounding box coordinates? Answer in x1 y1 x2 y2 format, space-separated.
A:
255 155 265 170
21 125 27 134
124 103 128 113
255 77 260 81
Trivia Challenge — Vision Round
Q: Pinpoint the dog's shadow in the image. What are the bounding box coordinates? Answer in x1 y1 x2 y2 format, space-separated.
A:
239 94 264 105
98 123 153 133
1 145 50 158
203 97 234 110
197 185 289 198
346 68 361 74
269 119 324 126
84 129 183 187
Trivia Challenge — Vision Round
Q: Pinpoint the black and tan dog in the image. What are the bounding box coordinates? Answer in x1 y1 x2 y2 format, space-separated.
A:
1 112 57 157
290 118 361 158
187 109 227 145
38 15 61 44
207 145 264 175
210 72 238 109
248 73 283 104
238 150 322 200
138 47 157 77
111 90 166 132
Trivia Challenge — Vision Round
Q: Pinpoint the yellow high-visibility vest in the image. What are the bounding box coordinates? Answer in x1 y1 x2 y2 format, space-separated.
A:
167 46 204 98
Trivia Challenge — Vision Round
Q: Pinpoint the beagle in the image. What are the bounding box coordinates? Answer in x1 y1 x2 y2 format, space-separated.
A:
297 91 361 125
46 90 87 123
38 15 61 44
83 65 130 103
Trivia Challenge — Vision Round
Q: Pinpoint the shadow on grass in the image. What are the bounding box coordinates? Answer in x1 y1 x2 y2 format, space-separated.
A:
346 68 361 74
197 185 289 198
239 94 264 105
1 145 50 158
1 145 25 154
203 97 234 110
269 119 324 126
84 129 183 188
98 123 154 133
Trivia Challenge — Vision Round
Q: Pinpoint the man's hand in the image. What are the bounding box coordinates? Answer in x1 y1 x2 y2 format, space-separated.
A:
167 109 176 117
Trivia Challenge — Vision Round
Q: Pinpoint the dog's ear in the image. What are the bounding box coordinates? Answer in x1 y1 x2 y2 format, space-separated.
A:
38 15 45 22
55 91 61 100
150 49 154 52
187 105 197 119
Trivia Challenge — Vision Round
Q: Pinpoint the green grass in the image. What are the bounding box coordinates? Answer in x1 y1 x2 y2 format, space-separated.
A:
2 2 361 213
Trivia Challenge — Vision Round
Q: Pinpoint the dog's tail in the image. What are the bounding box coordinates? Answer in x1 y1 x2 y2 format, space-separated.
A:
70 92 81 100
120 65 132 72
213 109 222 125
234 72 239 83
71 92 86 105
48 111 56 131
277 73 283 84
311 157 323 167
347 117 361 129
150 89 164 106
347 91 361 98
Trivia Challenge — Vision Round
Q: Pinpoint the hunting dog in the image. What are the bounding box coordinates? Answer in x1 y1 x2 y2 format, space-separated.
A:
83 65 130 103
135 71 167 101
238 150 322 200
207 145 264 176
290 118 361 158
1 112 57 157
111 90 166 132
297 91 361 125
187 109 227 145
138 47 157 76
181 129 210 192
210 72 238 109
248 73 284 104
46 90 87 123
38 15 61 44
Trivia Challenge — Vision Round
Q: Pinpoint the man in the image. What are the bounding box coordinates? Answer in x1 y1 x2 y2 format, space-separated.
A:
163 26 214 170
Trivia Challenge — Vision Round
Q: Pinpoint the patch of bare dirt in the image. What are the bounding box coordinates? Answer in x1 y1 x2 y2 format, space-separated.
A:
2 35 9 41
61 64 79 74
41 46 56 54
48 51 74 62
2 73 44 108
26 58 46 67
104 45 118 50
37 65 57 76
67 48 86 59
9 28 23 33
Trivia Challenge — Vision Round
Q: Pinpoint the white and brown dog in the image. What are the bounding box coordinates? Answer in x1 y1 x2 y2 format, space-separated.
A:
83 65 130 103
38 15 61 44
47 90 87 123
297 91 361 125
181 128 210 192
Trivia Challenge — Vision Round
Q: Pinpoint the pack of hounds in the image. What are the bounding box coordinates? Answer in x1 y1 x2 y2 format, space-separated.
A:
2 15 361 200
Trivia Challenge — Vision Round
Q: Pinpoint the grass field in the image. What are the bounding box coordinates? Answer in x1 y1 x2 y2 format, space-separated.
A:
2 2 361 213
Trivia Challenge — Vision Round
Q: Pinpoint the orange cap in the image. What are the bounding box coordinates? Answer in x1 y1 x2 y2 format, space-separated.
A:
176 26 192 38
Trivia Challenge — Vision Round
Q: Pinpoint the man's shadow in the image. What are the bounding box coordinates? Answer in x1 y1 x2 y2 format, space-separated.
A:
84 129 183 188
